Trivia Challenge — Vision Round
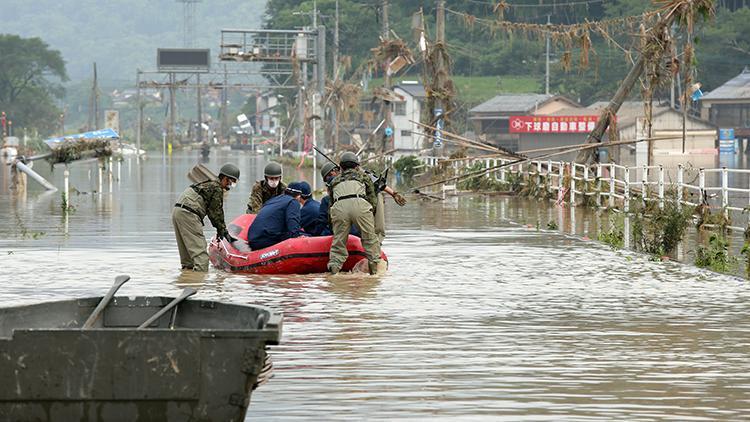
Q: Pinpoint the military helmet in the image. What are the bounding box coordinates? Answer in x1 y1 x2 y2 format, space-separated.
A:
320 162 338 179
264 162 283 177
219 163 240 180
339 152 359 166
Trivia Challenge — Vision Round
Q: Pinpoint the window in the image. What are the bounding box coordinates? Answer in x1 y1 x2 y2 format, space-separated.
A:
394 102 406 116
401 130 411 137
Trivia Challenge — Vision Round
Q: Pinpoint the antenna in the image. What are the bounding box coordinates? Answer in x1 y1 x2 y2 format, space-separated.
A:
176 0 201 47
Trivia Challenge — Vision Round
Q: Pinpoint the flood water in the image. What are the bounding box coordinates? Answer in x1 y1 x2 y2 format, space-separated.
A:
1 151 749 420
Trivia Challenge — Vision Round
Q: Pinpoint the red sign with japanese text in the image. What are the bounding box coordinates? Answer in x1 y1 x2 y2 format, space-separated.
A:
509 115 601 134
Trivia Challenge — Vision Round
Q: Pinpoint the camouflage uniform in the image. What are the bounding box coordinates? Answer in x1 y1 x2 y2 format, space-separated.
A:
327 168 381 274
172 180 228 272
246 180 287 214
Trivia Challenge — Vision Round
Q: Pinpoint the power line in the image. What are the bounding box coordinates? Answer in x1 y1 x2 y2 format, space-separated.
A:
463 0 604 8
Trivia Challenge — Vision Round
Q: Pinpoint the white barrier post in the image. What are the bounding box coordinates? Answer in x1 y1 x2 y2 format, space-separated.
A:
722 167 729 218
596 164 602 207
98 161 103 194
609 165 615 208
624 167 630 213
63 168 69 208
485 159 491 178
699 168 705 206
641 164 648 204
677 164 683 209
583 165 590 203
108 157 113 194
658 164 664 209
570 164 576 204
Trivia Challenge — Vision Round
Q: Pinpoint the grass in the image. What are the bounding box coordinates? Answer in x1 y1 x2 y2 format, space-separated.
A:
366 74 541 106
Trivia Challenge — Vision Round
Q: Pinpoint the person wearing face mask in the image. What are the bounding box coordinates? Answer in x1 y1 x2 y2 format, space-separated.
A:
247 182 307 250
296 181 321 234
172 163 239 272
314 162 362 237
246 161 286 214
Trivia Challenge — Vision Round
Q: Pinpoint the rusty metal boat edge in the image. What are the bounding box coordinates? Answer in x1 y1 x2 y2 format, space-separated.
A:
0 294 282 422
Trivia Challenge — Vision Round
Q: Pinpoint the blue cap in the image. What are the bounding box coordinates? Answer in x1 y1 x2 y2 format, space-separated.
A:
286 181 304 196
298 181 312 198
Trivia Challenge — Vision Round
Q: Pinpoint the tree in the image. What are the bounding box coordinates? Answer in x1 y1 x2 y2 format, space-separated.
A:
0 34 68 136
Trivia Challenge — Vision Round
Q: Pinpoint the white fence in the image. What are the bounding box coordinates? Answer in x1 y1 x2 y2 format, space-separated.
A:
418 156 750 231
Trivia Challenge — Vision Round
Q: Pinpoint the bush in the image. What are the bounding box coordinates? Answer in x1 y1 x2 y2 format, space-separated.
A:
393 155 422 187
630 196 695 257
695 234 737 273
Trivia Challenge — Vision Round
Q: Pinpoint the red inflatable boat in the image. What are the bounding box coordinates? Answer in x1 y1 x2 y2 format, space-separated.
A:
208 214 388 274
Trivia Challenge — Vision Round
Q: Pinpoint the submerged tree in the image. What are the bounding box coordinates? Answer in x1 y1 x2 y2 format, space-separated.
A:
0 34 68 136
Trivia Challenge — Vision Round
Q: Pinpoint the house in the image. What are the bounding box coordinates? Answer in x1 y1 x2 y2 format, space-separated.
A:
468 93 582 151
391 81 426 155
347 81 426 156
550 101 717 164
700 66 750 140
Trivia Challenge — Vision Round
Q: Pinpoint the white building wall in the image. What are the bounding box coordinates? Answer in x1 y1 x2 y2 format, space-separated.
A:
392 87 423 154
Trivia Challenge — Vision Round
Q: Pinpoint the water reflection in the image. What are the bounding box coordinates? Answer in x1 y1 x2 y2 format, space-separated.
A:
1 152 749 420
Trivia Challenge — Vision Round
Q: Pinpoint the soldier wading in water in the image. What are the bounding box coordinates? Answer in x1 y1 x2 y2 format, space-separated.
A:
172 163 240 271
327 152 381 275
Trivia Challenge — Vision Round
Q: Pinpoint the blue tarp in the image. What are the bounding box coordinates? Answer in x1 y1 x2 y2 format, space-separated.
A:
44 128 119 148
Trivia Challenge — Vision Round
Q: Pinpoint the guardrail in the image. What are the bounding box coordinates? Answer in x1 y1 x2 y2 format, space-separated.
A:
418 156 750 231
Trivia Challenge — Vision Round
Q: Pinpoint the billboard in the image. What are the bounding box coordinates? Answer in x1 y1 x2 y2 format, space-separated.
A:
509 115 601 134
157 49 210 72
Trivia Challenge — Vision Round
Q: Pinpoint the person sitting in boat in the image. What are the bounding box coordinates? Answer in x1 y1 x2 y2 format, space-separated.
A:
246 162 286 214
314 162 361 237
247 182 307 250
297 181 321 234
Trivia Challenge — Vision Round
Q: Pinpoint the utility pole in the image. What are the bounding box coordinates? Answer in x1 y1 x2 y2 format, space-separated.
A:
196 73 203 143
545 15 551 95
332 0 340 151
136 69 142 154
433 0 446 154
169 72 177 146
333 0 339 79
89 62 100 130
220 64 228 142
382 0 391 154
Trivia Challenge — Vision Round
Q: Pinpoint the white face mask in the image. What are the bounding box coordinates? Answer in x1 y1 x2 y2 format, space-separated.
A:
267 179 280 188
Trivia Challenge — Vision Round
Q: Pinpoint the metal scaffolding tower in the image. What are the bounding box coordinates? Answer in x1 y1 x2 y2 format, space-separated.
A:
177 0 201 47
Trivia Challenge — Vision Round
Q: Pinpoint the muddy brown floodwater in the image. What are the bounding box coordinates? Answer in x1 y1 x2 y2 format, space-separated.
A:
1 151 749 420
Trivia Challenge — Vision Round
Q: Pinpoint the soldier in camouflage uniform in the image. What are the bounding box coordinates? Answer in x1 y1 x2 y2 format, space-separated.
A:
172 163 240 272
327 152 381 275
246 162 286 214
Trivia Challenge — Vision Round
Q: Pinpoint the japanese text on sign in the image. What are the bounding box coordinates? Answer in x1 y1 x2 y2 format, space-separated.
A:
509 115 602 134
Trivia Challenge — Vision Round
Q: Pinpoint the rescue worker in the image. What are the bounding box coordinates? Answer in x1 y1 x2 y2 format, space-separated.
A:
327 152 381 275
315 162 361 237
172 163 239 272
297 181 321 234
246 161 286 214
247 182 306 250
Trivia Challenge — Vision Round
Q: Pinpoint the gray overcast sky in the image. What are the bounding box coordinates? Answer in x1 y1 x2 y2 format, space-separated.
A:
3 0 266 82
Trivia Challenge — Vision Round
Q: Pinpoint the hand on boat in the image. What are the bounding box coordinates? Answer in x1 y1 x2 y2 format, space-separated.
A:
218 232 238 243
392 192 407 206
